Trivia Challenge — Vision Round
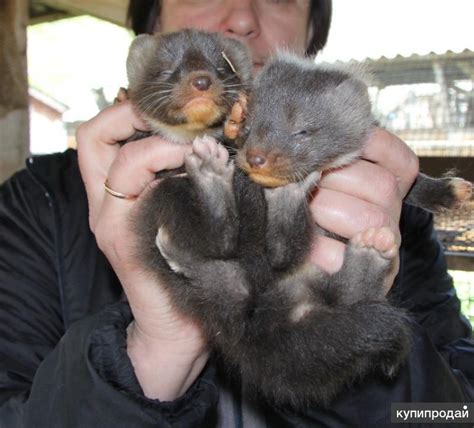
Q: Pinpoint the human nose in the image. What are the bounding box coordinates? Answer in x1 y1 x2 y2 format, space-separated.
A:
220 0 260 40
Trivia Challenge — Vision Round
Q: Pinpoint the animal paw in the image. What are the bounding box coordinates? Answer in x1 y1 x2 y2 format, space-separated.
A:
350 227 399 260
223 93 247 140
450 178 472 208
185 136 234 184
113 87 129 104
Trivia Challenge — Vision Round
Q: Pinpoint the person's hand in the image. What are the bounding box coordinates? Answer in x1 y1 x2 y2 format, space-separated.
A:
76 101 208 401
308 128 419 292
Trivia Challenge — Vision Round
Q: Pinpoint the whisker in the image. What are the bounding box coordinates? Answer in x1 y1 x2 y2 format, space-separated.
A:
139 94 172 115
139 82 176 89
138 90 174 100
223 90 241 96
223 83 245 88
138 92 174 103
142 93 171 103
140 80 175 85
221 97 234 110
138 86 175 93
222 143 238 153
221 75 238 83
140 99 169 113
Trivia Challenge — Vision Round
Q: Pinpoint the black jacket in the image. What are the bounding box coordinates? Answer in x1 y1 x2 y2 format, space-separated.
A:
0 149 473 427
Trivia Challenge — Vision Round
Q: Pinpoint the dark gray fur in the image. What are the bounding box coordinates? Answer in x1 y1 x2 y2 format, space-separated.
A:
125 29 252 144
134 142 411 410
239 55 472 213
239 58 373 176
132 47 417 409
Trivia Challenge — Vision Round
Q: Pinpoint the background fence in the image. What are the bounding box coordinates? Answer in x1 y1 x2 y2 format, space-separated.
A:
365 50 473 327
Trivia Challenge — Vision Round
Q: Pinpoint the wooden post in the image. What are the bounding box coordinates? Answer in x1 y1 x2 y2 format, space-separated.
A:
0 0 30 182
40 0 128 26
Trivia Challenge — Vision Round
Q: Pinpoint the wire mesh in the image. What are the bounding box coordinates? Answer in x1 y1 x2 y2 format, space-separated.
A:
450 271 474 327
369 50 474 150
366 51 473 256
364 51 474 325
435 201 474 254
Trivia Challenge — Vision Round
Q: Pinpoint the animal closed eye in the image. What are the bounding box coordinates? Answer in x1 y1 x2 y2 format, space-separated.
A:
293 127 320 137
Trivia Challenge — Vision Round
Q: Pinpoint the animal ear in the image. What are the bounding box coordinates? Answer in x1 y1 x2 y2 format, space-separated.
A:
220 37 253 84
126 34 157 87
334 76 368 102
331 76 372 117
327 75 373 135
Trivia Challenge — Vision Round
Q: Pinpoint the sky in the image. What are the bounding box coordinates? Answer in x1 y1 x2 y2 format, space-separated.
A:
317 0 474 62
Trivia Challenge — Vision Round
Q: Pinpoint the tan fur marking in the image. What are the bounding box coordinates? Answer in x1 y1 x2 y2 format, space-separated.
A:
182 98 222 125
224 93 247 140
248 172 289 188
451 178 473 205
238 159 290 188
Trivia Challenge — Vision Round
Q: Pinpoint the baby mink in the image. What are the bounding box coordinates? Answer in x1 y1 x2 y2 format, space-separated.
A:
132 47 429 409
237 53 472 213
124 29 252 145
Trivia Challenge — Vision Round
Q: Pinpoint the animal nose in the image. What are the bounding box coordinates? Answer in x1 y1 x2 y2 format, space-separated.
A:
246 150 267 168
192 75 212 91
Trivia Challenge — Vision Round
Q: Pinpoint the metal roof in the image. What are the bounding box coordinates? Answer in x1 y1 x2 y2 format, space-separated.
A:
346 49 474 87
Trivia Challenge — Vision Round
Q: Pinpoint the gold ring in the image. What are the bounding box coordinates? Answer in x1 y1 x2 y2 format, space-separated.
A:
104 179 138 200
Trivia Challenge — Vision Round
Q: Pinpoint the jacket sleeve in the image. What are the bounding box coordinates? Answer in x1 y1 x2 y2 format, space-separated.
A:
395 203 474 396
397 204 472 346
0 169 218 428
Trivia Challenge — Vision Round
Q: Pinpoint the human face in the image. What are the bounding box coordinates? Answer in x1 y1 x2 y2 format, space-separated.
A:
157 0 311 73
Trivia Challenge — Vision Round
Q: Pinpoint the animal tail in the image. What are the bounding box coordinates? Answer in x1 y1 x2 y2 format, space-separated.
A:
406 172 472 213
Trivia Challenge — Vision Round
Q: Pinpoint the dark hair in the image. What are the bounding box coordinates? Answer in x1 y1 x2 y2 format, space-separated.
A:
127 0 332 56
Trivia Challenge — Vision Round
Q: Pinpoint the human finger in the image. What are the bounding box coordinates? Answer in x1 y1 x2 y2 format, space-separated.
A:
77 102 150 216
309 187 400 240
105 137 193 198
319 159 402 220
306 234 346 273
362 128 419 196
307 233 400 294
92 139 192 267
78 101 149 147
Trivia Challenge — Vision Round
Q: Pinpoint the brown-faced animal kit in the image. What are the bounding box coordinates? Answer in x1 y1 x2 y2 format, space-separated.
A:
122 29 251 146
125 30 473 409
